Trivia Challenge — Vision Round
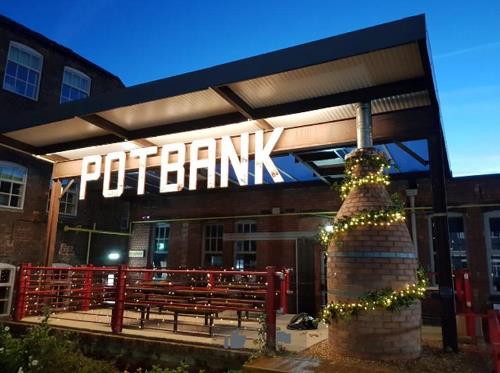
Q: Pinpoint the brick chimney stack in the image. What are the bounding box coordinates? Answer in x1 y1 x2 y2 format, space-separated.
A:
326 104 421 360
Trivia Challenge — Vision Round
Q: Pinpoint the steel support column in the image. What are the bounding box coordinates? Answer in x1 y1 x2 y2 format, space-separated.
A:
428 134 458 352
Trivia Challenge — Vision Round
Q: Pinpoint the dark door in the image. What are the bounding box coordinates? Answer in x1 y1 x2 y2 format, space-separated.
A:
296 237 318 315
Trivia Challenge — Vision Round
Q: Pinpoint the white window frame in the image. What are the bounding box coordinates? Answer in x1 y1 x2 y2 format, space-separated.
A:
0 161 28 210
60 66 91 103
153 223 170 254
202 223 224 267
427 212 467 285
234 220 257 270
46 180 79 217
59 181 79 216
3 41 43 101
485 211 500 294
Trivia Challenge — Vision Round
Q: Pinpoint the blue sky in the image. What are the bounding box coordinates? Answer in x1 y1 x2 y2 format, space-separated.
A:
1 1 499 176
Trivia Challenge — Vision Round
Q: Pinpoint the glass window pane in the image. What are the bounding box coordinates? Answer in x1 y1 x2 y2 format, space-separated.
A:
20 50 30 66
0 182 10 193
491 218 500 251
11 183 21 195
17 65 28 81
4 75 15 90
27 70 38 85
10 46 19 62
25 84 35 99
9 196 19 207
0 194 8 206
6 61 16 76
15 79 26 95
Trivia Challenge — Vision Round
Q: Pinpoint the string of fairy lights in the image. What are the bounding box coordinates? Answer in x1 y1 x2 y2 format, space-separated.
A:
320 269 428 322
20 268 275 331
318 152 427 322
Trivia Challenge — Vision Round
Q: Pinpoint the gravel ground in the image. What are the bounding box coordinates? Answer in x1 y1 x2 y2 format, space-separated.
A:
300 339 491 373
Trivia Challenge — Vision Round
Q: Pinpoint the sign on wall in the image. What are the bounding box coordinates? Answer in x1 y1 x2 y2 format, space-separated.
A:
79 128 284 199
128 250 145 258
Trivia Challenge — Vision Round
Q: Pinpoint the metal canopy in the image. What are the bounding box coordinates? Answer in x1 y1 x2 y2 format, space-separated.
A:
0 14 448 178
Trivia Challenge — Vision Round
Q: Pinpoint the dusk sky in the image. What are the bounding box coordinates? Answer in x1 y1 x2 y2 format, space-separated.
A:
1 1 498 176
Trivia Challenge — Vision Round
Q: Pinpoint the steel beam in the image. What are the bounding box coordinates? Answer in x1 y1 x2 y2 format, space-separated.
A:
210 86 273 130
34 79 426 155
51 107 437 179
428 134 458 352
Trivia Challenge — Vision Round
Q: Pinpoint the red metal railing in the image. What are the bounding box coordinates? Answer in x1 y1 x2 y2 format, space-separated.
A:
13 264 292 350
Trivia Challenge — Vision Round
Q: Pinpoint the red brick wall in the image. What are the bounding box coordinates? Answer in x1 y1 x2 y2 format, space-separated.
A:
0 150 51 265
0 16 125 266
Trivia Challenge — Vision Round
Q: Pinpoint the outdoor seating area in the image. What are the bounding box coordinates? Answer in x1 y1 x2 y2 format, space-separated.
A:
19 309 327 352
13 264 294 349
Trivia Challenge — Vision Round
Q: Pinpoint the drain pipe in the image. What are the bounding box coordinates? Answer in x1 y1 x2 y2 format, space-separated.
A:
406 189 419 250
355 102 373 148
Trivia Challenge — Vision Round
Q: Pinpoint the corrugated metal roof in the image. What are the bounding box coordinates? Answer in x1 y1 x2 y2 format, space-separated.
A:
146 121 261 147
265 91 430 128
372 91 430 113
97 89 234 130
6 118 108 147
229 43 423 108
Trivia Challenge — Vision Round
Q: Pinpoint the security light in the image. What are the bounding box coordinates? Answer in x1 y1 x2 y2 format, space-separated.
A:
108 252 120 260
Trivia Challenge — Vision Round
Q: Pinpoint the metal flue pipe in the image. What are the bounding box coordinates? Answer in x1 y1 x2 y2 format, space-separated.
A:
355 102 373 149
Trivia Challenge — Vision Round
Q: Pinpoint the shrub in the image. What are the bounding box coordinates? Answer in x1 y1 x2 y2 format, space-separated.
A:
0 317 118 373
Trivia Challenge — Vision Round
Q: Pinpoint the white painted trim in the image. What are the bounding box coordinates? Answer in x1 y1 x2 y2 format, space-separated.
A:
484 210 500 295
0 161 28 210
224 231 316 241
60 66 91 103
3 41 43 101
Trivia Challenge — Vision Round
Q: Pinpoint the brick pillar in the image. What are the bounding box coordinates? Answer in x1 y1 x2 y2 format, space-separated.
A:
327 148 421 360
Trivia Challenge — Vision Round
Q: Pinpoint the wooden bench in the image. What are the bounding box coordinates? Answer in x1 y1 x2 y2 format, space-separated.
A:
123 282 266 336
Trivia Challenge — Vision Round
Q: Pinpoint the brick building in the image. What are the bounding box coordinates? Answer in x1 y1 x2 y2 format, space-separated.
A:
0 13 499 327
0 15 124 265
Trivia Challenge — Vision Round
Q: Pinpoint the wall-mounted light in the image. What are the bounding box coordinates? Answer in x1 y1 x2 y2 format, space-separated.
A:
108 252 120 260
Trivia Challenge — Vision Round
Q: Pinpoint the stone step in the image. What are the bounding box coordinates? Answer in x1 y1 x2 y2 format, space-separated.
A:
242 356 322 373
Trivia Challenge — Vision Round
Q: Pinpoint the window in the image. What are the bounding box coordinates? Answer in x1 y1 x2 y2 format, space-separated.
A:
59 180 78 216
485 211 500 293
203 224 224 267
3 42 42 100
152 223 170 268
428 213 468 284
60 67 91 103
0 162 27 209
234 221 257 270
46 180 79 216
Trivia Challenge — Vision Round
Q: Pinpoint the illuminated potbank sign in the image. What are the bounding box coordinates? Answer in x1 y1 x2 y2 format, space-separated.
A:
79 128 284 200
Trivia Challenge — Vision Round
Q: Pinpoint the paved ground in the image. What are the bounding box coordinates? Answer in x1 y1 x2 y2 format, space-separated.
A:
243 325 491 373
22 308 327 352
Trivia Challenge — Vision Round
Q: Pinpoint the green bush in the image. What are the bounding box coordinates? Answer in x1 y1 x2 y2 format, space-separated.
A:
0 317 119 373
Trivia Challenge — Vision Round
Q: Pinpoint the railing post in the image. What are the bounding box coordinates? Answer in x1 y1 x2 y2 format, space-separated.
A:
14 263 30 321
82 265 93 311
265 266 277 350
279 269 290 315
207 272 214 288
111 265 127 333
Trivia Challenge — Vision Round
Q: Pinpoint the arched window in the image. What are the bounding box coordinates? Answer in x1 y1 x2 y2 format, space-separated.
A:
3 41 43 100
60 67 91 103
485 211 500 294
0 161 28 209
